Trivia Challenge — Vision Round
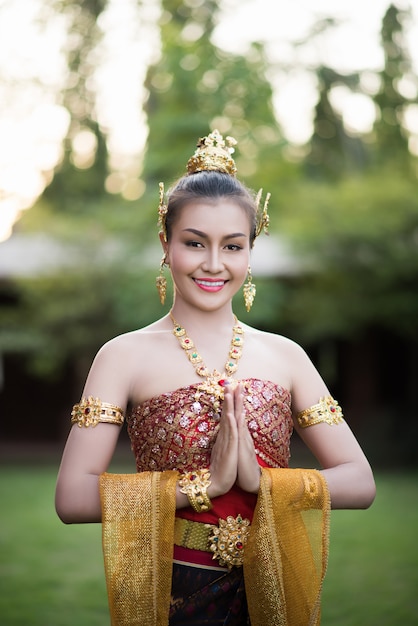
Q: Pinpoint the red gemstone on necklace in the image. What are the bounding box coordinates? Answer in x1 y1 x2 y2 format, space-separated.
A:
218 379 226 387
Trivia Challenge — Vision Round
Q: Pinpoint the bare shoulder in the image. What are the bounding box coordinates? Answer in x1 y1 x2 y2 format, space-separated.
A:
241 323 307 358
82 318 172 405
94 319 169 361
235 322 311 390
241 324 329 411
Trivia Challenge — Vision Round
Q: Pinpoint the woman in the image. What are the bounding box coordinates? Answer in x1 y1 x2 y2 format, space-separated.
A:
55 130 376 626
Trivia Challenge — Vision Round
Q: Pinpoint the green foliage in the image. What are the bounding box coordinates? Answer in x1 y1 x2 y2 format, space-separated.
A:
232 277 288 332
3 0 294 382
277 171 418 342
373 3 414 166
1 261 165 378
142 0 288 218
304 6 417 178
42 0 110 210
4 0 418 389
306 66 367 179
43 121 110 209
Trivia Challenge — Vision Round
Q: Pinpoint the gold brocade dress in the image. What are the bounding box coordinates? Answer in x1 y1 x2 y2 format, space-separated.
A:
100 379 330 626
128 379 293 474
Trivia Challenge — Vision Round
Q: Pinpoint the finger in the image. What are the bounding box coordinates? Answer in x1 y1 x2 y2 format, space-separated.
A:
234 383 246 427
220 384 237 429
209 385 239 495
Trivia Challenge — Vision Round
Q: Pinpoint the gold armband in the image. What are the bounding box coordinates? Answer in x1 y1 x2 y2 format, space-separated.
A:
178 468 213 513
297 396 344 428
71 396 124 428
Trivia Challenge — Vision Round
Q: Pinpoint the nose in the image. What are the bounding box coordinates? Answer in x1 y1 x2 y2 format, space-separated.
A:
201 246 224 274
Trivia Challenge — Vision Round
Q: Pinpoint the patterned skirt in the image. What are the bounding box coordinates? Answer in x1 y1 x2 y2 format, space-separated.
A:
169 562 251 625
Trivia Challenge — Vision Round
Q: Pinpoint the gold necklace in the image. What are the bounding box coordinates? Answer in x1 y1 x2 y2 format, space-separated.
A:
169 312 244 411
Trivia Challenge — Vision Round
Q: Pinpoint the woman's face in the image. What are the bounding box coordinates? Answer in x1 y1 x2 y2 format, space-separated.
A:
162 198 252 312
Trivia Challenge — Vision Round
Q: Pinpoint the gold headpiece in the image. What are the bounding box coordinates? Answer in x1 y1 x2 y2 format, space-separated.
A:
158 182 168 241
157 129 270 243
255 188 271 238
187 129 237 176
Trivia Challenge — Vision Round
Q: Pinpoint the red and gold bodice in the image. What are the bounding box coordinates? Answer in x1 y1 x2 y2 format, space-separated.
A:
128 378 293 473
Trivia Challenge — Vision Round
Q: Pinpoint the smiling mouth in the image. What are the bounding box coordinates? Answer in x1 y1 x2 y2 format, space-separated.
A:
193 278 227 291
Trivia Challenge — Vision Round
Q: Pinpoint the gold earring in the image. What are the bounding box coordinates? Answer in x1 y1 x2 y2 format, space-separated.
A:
156 254 167 305
243 266 256 312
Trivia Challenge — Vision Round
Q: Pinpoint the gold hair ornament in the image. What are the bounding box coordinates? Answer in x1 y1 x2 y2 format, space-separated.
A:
187 129 237 176
158 182 168 242
178 468 213 513
71 396 124 428
297 396 344 428
157 129 270 244
255 188 271 237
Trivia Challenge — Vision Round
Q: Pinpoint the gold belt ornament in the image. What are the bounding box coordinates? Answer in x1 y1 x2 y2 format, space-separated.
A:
174 515 251 568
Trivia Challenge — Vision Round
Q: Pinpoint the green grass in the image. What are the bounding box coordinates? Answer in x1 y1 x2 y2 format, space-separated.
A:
0 466 107 626
322 472 418 625
0 467 417 625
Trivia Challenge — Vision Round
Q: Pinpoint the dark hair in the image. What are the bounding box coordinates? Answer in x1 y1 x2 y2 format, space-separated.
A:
165 171 257 246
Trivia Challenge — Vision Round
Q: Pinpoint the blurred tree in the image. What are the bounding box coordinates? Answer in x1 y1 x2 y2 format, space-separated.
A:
297 17 368 179
1 264 162 384
41 0 110 210
282 4 418 346
1 0 418 460
372 3 416 169
4 1 418 379
141 0 289 222
279 173 418 343
306 66 368 179
3 0 292 381
278 170 418 463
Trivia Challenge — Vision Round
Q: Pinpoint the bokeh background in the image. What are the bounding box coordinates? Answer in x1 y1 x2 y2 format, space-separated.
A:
0 0 417 624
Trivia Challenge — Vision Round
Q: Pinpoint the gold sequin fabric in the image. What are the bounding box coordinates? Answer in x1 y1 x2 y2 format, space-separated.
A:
128 379 292 472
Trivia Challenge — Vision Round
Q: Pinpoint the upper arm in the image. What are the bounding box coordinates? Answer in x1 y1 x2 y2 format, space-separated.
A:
56 337 134 506
287 340 330 415
72 336 134 461
65 336 134 468
287 340 369 469
82 336 133 410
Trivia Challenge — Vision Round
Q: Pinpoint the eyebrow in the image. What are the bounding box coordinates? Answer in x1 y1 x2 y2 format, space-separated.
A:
182 228 247 239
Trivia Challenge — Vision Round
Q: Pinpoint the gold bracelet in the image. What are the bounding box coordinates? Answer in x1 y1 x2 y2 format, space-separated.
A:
71 396 124 428
178 469 213 513
296 396 344 428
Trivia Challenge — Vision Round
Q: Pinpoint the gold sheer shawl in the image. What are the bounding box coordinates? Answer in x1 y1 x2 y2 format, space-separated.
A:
244 468 330 626
100 468 330 626
99 471 178 626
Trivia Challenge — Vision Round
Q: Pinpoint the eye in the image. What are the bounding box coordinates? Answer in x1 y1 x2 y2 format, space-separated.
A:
225 243 243 251
185 240 204 248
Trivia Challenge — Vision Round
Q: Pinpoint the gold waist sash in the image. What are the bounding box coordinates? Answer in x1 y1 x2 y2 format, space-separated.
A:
174 515 251 568
174 517 212 551
100 468 330 626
